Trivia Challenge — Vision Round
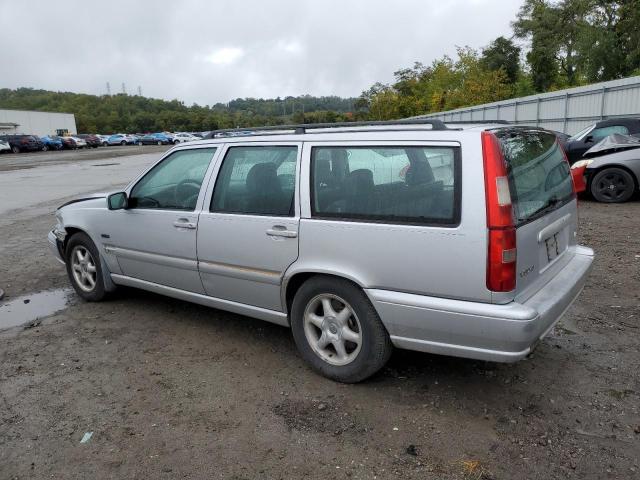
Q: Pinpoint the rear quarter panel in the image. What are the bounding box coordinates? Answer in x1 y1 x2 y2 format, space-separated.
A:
292 134 491 303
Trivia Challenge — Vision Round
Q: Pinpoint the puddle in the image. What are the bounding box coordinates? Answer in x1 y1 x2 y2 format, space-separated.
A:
0 289 73 330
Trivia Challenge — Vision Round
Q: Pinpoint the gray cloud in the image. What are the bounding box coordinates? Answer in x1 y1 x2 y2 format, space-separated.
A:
0 0 523 105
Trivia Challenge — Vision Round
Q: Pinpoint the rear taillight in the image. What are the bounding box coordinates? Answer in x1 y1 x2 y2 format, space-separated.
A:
482 131 516 292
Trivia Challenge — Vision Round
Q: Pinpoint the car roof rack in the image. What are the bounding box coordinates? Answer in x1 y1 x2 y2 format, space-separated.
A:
205 118 449 139
442 120 511 125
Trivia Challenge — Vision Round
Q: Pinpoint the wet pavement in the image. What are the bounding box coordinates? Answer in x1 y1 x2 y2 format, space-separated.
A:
0 151 160 216
0 288 72 329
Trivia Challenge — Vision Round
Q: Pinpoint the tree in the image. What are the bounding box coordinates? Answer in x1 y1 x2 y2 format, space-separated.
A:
481 36 521 84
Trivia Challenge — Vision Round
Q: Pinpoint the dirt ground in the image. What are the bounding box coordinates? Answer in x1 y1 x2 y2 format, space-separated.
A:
0 195 639 479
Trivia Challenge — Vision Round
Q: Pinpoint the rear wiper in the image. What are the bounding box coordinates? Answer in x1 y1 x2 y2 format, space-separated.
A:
521 196 564 222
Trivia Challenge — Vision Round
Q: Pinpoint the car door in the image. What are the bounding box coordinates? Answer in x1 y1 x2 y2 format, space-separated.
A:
197 142 301 311
102 146 219 293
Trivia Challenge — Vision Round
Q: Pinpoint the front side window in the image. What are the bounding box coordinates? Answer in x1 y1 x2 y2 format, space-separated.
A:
591 125 629 142
211 146 298 216
129 147 216 210
311 146 459 225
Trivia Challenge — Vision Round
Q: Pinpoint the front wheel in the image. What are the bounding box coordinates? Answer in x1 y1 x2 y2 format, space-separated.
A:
590 167 636 203
290 276 392 383
157 140 162 146
65 232 109 301
11 145 20 153
42 145 49 151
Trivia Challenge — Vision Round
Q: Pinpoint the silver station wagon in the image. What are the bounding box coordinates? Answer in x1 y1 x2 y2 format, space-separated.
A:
48 120 594 382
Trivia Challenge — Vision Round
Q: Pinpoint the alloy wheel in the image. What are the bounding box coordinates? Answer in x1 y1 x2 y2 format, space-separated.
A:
594 171 631 201
303 293 362 366
70 246 98 293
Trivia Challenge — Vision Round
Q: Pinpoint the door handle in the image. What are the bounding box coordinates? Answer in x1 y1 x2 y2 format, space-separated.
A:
173 218 197 229
266 226 297 238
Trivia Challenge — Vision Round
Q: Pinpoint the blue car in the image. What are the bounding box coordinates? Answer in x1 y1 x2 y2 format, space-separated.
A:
140 132 174 145
39 135 64 151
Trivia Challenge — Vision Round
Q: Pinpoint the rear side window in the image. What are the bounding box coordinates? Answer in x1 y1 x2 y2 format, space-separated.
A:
211 146 298 216
311 146 460 225
496 130 573 226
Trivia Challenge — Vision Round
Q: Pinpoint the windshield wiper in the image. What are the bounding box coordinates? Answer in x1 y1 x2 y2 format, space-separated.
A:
519 196 565 222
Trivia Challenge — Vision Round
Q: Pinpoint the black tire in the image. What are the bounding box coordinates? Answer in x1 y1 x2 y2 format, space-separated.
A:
11 145 20 153
42 145 49 152
65 232 109 302
590 167 636 203
290 276 392 383
157 140 162 146
174 139 180 145
120 140 126 146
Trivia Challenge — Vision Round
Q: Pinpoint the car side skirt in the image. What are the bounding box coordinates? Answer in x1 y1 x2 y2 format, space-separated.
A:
110 274 289 327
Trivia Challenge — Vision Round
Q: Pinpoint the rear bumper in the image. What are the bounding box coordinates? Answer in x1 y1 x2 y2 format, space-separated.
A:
367 246 594 362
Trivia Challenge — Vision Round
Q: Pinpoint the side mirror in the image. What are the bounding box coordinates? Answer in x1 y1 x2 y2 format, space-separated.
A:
584 135 594 144
107 192 128 210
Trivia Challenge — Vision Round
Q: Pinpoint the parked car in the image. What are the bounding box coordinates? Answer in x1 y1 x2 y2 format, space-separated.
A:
107 134 136 146
76 134 101 148
48 120 593 383
96 135 110 146
564 117 640 164
70 136 87 148
39 135 64 151
0 139 11 153
570 133 640 202
60 136 78 149
173 132 199 144
140 132 174 145
0 134 42 153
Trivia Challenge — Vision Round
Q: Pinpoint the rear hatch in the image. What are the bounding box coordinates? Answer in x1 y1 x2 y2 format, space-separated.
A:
495 129 577 302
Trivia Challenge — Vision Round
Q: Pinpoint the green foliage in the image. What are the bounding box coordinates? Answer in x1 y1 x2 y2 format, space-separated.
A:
0 88 358 134
358 48 513 121
481 36 521 84
361 0 640 120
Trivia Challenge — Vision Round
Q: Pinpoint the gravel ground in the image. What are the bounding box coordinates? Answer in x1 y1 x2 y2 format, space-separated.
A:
0 195 638 479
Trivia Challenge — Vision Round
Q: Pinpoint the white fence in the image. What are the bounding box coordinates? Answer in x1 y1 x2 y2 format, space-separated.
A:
414 76 640 135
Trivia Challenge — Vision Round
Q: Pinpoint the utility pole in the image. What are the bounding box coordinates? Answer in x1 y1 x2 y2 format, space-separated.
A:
137 86 142 96
106 82 111 95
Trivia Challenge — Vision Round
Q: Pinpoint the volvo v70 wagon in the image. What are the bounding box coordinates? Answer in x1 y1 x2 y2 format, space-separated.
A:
48 120 594 382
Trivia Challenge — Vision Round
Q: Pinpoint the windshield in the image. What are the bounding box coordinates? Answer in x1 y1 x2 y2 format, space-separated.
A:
568 124 594 141
496 129 574 226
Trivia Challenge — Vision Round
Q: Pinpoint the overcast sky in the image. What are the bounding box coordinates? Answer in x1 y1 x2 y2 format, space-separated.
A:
1 0 523 105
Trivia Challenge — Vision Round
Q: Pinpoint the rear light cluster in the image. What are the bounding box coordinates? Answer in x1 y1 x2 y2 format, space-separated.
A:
481 131 516 292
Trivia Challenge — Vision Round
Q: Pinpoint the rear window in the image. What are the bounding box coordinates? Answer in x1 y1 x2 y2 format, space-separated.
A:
496 129 573 226
311 146 460 225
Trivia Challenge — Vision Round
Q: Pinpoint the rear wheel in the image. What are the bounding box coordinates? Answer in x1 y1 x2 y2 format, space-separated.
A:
290 276 392 383
157 140 162 146
42 145 49 151
11 145 20 153
65 232 109 301
120 140 126 146
590 167 636 203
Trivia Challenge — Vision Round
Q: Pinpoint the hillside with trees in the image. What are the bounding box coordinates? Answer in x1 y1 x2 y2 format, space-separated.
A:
359 0 640 119
2 1 638 132
0 88 359 134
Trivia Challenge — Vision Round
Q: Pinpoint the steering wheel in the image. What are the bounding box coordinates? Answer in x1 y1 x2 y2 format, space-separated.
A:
174 179 202 208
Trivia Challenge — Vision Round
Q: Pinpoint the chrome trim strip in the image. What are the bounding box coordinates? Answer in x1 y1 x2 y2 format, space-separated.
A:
537 214 572 242
104 245 198 271
110 274 289 327
198 260 281 285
